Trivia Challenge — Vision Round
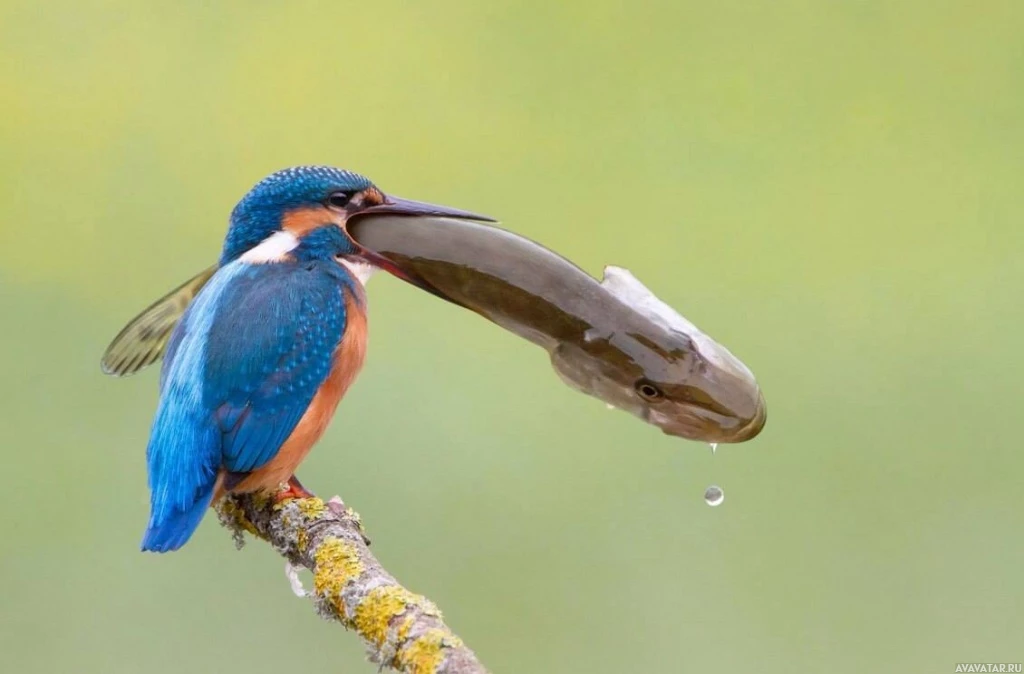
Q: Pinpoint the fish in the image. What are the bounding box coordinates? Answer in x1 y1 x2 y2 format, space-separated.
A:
347 217 767 443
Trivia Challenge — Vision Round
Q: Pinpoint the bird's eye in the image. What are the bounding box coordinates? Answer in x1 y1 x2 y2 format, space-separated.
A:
327 191 355 209
635 379 665 402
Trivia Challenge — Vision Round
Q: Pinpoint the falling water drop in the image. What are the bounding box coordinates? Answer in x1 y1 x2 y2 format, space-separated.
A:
704 485 724 507
709 442 718 455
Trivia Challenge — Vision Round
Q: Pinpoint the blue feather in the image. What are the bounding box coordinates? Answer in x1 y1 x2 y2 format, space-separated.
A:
221 166 372 264
142 253 353 552
141 481 214 552
204 261 348 473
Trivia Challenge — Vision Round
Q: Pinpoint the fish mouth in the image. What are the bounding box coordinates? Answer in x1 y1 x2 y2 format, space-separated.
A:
656 389 767 443
729 389 767 442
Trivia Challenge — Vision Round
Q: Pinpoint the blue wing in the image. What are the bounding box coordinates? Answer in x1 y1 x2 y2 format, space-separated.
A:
204 263 348 472
142 260 348 552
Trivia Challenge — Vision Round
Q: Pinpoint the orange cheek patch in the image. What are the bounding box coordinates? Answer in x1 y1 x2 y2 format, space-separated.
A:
282 206 340 236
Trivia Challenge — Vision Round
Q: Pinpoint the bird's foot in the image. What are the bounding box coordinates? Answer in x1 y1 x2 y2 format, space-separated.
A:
274 476 315 503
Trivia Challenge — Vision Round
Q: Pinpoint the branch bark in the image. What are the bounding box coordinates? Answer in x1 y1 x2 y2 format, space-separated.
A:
217 493 488 674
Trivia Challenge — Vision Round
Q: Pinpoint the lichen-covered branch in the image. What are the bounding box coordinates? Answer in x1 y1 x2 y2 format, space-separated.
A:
216 493 487 674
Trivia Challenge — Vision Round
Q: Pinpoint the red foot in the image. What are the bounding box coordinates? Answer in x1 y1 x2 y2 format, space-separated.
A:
274 476 315 503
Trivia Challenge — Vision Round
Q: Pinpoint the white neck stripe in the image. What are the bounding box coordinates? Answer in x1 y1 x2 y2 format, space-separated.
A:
240 231 300 263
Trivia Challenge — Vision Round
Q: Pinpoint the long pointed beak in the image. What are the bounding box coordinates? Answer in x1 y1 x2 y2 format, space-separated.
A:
354 195 496 223
344 194 496 296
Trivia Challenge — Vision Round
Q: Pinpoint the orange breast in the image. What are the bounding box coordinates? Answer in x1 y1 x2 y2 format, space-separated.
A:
226 287 369 495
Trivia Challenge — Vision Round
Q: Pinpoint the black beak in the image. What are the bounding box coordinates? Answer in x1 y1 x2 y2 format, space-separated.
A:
353 195 496 223
343 194 496 296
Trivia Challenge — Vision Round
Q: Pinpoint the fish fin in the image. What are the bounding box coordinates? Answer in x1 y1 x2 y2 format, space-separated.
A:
600 265 752 376
600 265 705 335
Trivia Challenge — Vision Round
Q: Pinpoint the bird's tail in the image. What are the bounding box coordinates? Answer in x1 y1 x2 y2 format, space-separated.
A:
140 482 216 553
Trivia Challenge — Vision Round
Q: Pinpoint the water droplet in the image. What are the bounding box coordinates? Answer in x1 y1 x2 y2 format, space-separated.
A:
709 442 718 455
704 485 724 507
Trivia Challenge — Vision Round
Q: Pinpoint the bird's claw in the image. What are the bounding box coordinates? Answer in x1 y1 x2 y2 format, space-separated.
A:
274 476 315 503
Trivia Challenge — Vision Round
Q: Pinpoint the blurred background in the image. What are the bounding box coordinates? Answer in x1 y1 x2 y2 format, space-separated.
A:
1 1 1021 672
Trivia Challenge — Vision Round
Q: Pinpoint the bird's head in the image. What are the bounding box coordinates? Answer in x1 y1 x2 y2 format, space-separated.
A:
222 165 493 276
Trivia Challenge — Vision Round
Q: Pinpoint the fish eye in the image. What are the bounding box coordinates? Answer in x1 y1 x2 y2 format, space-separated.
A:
326 191 355 209
635 379 664 402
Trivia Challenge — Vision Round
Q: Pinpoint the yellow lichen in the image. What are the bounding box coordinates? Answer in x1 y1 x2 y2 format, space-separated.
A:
354 586 419 646
296 528 309 552
396 628 461 674
297 497 327 519
217 500 260 537
396 615 415 642
313 538 364 615
345 506 365 532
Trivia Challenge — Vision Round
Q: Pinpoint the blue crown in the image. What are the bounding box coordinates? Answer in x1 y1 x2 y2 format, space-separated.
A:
221 166 374 264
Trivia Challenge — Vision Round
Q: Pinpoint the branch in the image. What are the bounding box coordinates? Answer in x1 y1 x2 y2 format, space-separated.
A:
217 493 488 674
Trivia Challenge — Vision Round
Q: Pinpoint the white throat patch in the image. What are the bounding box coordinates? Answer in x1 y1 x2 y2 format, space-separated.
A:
339 259 377 286
240 231 300 263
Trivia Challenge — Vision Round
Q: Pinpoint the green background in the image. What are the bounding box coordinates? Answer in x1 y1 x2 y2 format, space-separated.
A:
1 1 1021 672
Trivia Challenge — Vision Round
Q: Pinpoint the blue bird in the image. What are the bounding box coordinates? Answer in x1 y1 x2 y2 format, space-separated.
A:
140 166 489 552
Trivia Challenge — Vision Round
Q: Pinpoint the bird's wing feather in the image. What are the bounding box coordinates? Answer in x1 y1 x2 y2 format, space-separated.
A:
147 260 347 522
101 265 218 377
201 262 347 473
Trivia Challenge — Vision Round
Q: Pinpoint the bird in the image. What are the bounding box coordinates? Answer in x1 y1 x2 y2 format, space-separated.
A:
140 165 490 552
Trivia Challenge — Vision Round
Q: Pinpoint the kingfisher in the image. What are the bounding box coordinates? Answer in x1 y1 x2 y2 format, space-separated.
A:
140 166 491 552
